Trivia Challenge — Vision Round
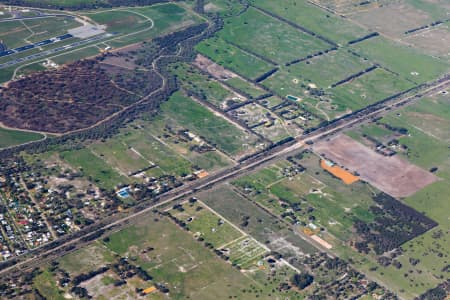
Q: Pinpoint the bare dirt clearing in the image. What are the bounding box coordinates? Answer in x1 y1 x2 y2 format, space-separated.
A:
313 134 438 198
193 54 237 80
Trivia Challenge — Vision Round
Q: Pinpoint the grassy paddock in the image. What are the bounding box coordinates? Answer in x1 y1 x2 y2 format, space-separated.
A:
0 127 44 148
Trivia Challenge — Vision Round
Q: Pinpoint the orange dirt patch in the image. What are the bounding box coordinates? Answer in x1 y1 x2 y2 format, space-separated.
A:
143 286 157 294
320 159 359 185
195 170 209 179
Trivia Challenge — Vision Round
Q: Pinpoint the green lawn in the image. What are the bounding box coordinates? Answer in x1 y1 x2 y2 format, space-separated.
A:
0 127 44 148
218 7 330 64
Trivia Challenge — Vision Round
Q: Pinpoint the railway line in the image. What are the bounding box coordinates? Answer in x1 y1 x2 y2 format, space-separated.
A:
1 72 449 280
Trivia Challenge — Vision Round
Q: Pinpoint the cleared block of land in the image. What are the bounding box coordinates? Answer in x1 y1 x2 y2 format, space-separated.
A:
313 134 438 198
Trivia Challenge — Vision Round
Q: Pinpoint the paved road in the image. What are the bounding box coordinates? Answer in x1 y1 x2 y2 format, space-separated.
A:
0 33 113 69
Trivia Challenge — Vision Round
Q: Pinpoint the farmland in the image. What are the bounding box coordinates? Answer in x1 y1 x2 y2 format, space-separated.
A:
218 7 331 65
0 0 449 299
36 212 309 300
159 91 263 158
195 36 275 80
248 0 370 44
342 89 450 297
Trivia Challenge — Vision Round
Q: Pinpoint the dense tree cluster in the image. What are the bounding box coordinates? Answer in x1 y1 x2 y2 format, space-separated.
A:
291 273 314 290
354 193 438 254
0 59 161 133
416 280 449 300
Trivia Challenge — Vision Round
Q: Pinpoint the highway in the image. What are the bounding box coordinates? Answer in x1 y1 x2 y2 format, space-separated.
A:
1 73 448 280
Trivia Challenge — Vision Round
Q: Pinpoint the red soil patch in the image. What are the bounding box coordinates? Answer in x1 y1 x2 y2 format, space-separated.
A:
320 159 359 185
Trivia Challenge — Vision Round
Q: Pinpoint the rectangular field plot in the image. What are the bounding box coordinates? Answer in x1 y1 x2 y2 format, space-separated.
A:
248 0 370 44
59 147 130 191
350 0 450 37
89 139 152 177
313 134 438 198
228 102 299 142
171 62 245 109
285 49 373 89
198 185 318 255
169 201 244 248
116 126 193 178
81 215 266 300
218 7 331 64
195 36 275 80
351 36 450 83
225 77 268 99
402 25 450 61
224 236 268 269
329 68 415 111
58 241 116 277
160 91 263 158
134 118 233 173
392 91 450 143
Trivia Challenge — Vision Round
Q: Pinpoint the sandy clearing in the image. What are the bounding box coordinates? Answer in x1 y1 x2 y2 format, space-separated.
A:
313 134 438 198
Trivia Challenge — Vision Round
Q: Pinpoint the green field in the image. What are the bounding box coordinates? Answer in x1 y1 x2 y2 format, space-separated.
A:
342 91 450 298
218 7 330 64
170 201 243 248
170 62 236 108
199 185 318 254
0 127 44 148
0 16 81 49
160 91 261 157
59 241 116 277
11 0 108 7
248 0 369 44
59 147 130 191
39 210 306 299
196 36 274 80
225 77 267 99
102 214 289 299
330 68 415 111
352 36 450 83
283 49 372 88
233 155 377 240
86 4 202 47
